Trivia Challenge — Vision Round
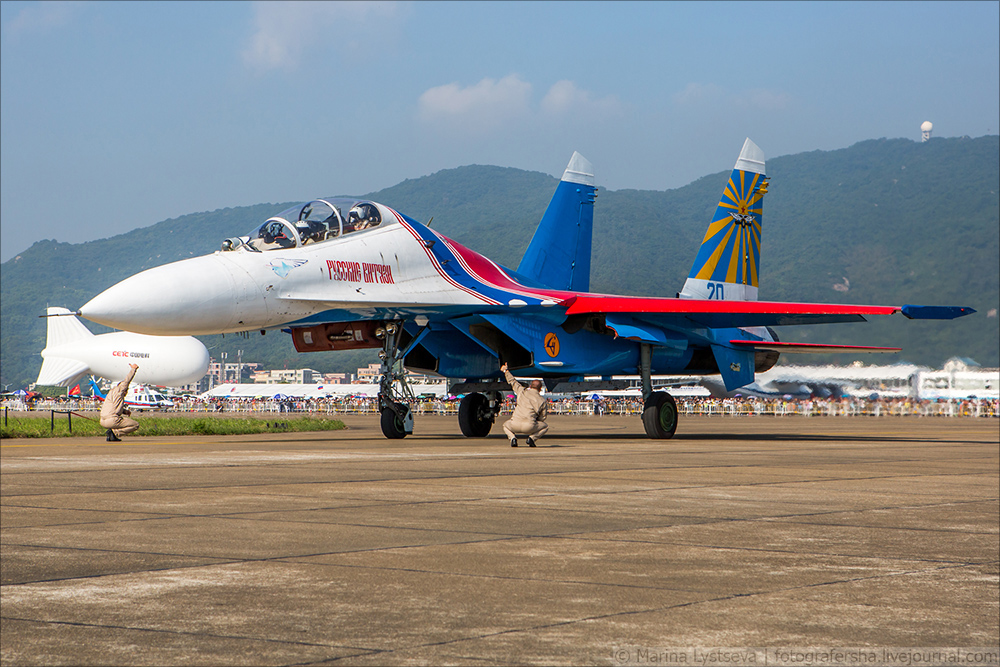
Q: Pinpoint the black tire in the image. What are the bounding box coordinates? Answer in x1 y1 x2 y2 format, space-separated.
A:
642 391 678 439
380 405 408 439
458 392 494 437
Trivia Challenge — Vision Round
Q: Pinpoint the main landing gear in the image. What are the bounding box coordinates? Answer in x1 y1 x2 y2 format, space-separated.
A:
458 391 503 437
642 391 678 439
639 343 678 439
376 322 414 439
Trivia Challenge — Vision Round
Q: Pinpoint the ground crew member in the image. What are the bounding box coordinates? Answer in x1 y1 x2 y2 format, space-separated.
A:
500 362 549 447
100 363 140 442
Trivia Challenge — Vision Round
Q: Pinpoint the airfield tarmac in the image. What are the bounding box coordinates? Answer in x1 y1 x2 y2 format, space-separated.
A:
1 415 998 666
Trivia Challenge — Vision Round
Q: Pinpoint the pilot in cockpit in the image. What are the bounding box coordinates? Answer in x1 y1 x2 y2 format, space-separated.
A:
348 203 381 232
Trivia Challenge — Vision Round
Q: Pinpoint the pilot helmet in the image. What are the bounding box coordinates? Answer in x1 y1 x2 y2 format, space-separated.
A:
348 203 380 230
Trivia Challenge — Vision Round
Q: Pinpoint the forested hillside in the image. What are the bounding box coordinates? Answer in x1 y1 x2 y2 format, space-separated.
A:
2 136 997 390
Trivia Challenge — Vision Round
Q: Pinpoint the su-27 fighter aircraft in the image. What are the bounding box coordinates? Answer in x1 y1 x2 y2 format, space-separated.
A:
78 139 974 439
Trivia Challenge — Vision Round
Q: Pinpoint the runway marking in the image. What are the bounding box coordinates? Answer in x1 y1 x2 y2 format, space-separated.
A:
1 440 221 449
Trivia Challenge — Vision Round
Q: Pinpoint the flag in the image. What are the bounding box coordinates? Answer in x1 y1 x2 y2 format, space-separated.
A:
69 384 81 396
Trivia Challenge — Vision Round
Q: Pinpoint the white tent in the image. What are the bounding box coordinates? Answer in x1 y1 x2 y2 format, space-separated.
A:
199 383 448 400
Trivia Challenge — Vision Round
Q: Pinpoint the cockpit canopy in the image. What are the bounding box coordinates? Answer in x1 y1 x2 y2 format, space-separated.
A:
222 198 388 252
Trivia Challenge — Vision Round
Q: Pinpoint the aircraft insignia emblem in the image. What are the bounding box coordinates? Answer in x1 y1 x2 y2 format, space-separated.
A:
731 362 741 372
544 333 560 358
269 259 308 279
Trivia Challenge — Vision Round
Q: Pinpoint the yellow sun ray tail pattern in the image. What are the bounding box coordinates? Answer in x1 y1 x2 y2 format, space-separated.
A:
689 166 766 288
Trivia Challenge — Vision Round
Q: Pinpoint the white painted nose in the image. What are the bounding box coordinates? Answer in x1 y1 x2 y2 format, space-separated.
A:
80 254 265 335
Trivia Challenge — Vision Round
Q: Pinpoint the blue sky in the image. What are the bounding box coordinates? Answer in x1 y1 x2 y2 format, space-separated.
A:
2 1 997 261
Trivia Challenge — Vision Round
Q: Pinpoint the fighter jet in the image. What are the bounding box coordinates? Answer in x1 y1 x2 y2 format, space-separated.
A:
78 140 974 439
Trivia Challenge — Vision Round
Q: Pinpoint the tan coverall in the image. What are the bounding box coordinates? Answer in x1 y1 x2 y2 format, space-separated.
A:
502 369 549 441
99 366 140 436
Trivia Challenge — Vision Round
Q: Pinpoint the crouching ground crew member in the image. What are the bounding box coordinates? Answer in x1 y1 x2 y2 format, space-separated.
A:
100 363 140 442
500 362 549 447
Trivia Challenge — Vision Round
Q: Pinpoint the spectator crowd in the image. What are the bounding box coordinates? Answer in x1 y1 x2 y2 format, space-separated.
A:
4 393 996 419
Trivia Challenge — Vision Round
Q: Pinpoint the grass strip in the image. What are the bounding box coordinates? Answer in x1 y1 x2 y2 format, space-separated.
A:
0 414 345 439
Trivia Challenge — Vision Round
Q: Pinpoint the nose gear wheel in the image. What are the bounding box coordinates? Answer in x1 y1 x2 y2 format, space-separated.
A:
376 321 415 439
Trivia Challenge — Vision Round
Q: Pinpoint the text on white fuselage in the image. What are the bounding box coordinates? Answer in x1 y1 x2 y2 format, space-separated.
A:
326 260 394 285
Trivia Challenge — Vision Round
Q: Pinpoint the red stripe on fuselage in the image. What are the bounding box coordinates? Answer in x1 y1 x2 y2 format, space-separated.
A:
389 209 500 305
436 236 569 302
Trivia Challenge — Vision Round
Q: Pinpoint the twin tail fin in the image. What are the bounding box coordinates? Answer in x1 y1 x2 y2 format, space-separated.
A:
517 152 597 292
680 138 768 302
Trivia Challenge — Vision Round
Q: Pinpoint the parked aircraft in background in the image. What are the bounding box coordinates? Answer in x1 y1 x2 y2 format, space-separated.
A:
700 367 858 401
77 140 974 439
87 377 175 410
37 307 209 388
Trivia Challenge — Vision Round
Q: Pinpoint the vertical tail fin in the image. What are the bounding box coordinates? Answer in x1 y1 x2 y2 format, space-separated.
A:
89 377 106 400
680 138 768 302
517 152 597 292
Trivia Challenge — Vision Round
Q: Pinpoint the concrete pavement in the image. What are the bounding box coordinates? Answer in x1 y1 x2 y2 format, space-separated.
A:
2 415 997 665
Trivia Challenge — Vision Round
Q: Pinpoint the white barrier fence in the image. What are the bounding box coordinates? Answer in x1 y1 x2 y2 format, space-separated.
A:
4 396 997 418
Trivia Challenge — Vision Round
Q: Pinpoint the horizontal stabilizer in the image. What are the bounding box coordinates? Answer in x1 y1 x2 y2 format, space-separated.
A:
730 340 902 354
901 305 976 320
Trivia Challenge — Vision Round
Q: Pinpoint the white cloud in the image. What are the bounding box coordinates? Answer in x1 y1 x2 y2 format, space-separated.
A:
418 77 623 134
418 75 533 130
242 0 403 72
541 80 623 118
3 1 81 38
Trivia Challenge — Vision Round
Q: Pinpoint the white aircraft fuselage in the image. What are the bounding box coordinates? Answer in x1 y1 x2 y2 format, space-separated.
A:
81 216 506 336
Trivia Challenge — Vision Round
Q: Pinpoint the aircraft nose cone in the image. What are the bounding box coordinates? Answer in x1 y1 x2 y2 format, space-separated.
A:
80 255 248 335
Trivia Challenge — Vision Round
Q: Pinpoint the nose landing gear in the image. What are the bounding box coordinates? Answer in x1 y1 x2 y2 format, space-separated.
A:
375 322 414 439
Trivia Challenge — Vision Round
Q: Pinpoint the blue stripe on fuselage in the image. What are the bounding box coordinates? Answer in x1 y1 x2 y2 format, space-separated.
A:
396 214 557 305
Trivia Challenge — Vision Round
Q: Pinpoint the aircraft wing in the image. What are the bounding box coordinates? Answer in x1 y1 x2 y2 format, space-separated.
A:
561 295 974 328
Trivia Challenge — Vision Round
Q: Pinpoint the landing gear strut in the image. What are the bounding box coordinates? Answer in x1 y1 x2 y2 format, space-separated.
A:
639 342 678 439
458 391 502 437
376 322 414 439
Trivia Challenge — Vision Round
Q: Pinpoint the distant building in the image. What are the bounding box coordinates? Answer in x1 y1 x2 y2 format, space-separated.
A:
916 358 998 400
354 362 444 385
206 359 260 386
356 363 381 383
252 368 321 384
177 376 212 394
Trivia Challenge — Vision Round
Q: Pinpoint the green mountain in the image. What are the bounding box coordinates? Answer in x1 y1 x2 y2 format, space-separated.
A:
2 136 997 390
